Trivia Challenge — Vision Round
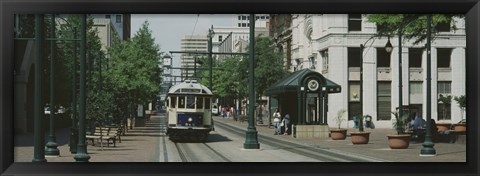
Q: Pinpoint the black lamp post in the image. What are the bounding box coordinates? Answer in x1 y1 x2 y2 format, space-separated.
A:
243 14 260 149
45 14 60 157
73 14 90 162
70 27 78 154
358 37 392 132
420 14 436 156
32 14 47 163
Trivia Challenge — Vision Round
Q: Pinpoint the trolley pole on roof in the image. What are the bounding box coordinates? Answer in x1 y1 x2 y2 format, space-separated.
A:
243 14 260 149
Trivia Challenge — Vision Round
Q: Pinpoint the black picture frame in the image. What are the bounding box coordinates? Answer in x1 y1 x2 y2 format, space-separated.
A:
1 0 479 175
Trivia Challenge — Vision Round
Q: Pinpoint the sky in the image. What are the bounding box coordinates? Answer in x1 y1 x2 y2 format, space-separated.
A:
130 14 234 76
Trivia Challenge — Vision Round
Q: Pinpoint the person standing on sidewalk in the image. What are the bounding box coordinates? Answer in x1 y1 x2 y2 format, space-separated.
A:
282 114 290 135
273 109 281 135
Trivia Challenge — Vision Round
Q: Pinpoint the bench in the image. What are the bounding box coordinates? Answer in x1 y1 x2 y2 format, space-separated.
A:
86 127 117 149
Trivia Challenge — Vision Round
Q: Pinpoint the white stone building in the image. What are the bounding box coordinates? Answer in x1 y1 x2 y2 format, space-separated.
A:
286 14 466 129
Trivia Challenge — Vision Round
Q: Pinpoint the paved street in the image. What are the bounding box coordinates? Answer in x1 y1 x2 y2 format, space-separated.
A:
14 113 466 162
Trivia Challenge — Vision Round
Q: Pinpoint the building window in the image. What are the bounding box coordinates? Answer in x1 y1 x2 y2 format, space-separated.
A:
437 94 451 121
116 15 122 23
437 81 452 120
238 16 241 20
348 81 361 121
321 49 328 73
409 81 423 105
377 48 391 67
410 81 423 94
256 16 259 20
437 81 451 94
348 14 362 31
436 21 451 32
377 81 392 120
348 47 361 67
242 16 247 20
409 48 423 68
218 35 223 42
105 15 111 19
242 23 247 27
238 23 241 27
437 48 452 68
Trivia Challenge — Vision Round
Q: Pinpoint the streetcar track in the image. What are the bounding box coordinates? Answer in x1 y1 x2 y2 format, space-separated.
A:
175 142 189 162
157 114 170 162
214 119 390 162
201 143 231 162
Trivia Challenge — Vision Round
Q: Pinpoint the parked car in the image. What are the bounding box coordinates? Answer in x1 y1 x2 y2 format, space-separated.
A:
212 105 219 115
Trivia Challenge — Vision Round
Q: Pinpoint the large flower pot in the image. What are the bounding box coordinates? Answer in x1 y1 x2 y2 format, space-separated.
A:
453 123 466 132
350 132 370 144
330 129 348 140
436 123 452 131
387 134 411 149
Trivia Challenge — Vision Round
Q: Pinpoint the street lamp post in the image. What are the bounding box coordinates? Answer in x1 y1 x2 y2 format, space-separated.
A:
32 14 47 163
384 31 404 133
243 14 260 149
421 14 436 156
70 27 78 154
359 37 393 132
73 14 90 162
45 14 60 157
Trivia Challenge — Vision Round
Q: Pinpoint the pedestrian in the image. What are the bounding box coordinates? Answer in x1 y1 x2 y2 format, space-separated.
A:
282 114 290 135
411 113 426 130
222 106 226 118
226 105 231 118
353 114 358 129
273 108 281 135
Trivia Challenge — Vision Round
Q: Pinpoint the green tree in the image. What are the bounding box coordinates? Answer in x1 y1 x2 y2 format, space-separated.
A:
199 35 288 104
105 20 161 120
367 14 462 44
55 15 111 123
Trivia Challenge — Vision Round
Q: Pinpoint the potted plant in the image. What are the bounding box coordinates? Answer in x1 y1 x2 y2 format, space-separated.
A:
387 111 411 149
453 95 467 132
330 109 347 140
350 114 370 144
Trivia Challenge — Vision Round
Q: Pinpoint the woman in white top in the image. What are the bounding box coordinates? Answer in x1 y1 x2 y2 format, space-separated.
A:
273 109 281 135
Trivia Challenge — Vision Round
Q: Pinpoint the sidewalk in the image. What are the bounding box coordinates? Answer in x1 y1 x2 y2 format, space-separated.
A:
214 115 466 162
14 116 165 162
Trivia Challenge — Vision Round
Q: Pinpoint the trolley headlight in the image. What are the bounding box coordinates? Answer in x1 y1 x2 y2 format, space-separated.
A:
188 117 193 123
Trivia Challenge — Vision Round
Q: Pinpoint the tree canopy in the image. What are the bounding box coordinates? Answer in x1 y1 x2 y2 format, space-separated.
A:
199 35 288 104
367 14 461 44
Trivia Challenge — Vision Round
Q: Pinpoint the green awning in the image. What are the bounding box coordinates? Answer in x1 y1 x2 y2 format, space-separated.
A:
265 69 341 96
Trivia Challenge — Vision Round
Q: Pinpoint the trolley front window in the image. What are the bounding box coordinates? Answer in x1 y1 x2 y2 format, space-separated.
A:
205 97 211 109
170 96 176 108
196 97 203 109
187 95 195 109
179 96 185 109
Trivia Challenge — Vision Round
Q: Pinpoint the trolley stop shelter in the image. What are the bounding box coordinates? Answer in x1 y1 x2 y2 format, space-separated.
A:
265 69 341 138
